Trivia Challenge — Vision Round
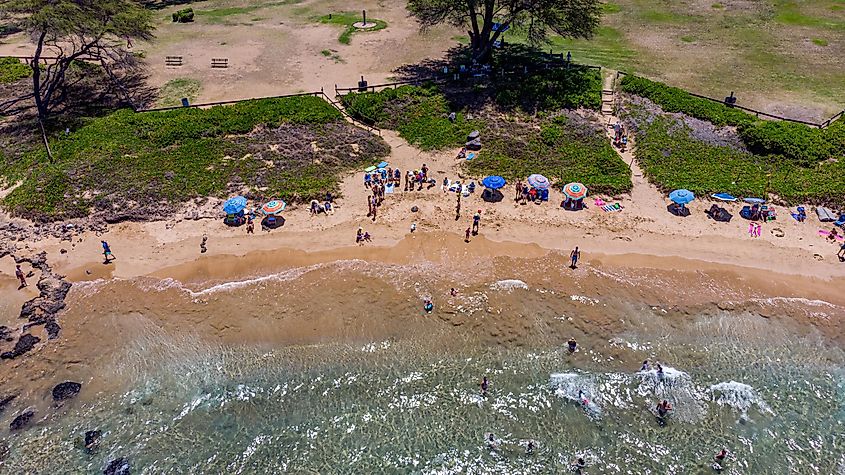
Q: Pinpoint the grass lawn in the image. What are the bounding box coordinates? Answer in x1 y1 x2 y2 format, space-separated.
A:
1 96 389 221
157 78 202 108
193 0 298 24
498 0 845 118
316 12 387 45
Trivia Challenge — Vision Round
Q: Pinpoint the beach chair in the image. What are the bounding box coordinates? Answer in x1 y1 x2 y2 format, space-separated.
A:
835 214 845 228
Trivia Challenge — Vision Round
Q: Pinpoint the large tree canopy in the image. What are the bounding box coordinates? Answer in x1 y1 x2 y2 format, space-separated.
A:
407 0 602 62
0 0 154 160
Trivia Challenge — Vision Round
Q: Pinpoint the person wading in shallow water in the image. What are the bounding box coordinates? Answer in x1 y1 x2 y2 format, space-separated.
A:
101 241 115 263
480 376 489 395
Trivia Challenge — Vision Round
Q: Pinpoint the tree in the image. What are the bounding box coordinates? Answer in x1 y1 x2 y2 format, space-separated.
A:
407 0 602 63
0 0 154 160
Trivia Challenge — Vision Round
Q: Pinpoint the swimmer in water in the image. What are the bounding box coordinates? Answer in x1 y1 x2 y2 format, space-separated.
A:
713 448 728 471
481 376 489 395
450 287 458 297
573 457 586 474
640 360 650 371
423 299 434 313
567 338 577 354
526 440 535 455
656 363 664 378
656 399 673 418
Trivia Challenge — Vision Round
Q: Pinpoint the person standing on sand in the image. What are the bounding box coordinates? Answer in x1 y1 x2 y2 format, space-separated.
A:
839 242 845 261
515 182 523 201
246 217 254 234
101 241 115 263
569 246 580 269
465 227 471 243
15 264 27 288
472 210 481 234
456 195 462 221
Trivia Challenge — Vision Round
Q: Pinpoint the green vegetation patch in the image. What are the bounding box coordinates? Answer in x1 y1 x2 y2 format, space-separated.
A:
466 114 632 195
341 85 478 150
195 1 296 23
811 38 829 46
157 78 202 108
492 66 602 112
317 12 387 44
622 74 844 165
623 100 845 206
0 57 32 84
3 96 390 220
620 74 756 127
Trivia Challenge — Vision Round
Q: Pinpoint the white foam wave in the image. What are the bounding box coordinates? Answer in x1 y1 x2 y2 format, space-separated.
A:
710 381 774 417
550 373 602 419
489 279 528 291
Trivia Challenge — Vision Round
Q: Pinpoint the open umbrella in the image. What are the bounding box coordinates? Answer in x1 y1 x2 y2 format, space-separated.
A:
669 189 695 205
261 200 287 215
527 174 550 190
482 176 506 189
562 183 588 200
223 196 247 214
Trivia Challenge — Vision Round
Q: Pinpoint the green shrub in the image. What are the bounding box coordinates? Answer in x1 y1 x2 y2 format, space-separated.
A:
627 105 845 206
172 8 194 23
465 116 631 195
341 85 478 150
493 67 602 112
0 57 31 84
2 96 386 220
737 120 835 167
620 75 756 127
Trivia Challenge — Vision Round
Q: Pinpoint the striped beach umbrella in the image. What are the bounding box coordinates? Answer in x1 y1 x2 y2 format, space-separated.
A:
562 182 588 200
527 174 550 190
261 200 287 215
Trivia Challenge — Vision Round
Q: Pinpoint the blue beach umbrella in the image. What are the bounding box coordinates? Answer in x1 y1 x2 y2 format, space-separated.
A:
223 196 247 214
669 189 695 205
481 176 506 189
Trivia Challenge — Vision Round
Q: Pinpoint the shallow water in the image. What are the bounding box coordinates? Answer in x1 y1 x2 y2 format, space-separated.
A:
2 257 844 474
4 312 844 474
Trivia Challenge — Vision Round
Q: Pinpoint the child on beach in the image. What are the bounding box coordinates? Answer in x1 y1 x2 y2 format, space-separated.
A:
465 227 471 243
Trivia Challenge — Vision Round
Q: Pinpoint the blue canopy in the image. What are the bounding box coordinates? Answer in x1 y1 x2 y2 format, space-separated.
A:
223 196 247 214
743 197 766 204
669 189 695 205
482 176 506 189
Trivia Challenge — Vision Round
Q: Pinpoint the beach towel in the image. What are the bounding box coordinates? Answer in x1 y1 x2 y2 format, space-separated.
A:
816 207 837 222
385 183 394 194
818 230 844 241
594 198 606 207
364 165 376 172
602 203 623 212
711 193 737 202
467 152 476 161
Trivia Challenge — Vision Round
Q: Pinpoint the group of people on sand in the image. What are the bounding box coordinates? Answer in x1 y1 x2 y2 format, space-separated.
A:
513 181 543 204
355 227 372 244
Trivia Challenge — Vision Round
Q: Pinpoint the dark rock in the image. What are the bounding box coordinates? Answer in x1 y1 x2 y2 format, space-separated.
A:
104 457 130 475
45 321 61 339
1 334 40 360
0 325 11 341
0 394 17 413
52 381 82 401
411 206 419 213
10 409 34 430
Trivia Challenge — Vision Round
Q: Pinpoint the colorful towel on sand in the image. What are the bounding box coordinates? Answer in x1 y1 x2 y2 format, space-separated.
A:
818 230 844 241
467 152 475 161
602 203 623 212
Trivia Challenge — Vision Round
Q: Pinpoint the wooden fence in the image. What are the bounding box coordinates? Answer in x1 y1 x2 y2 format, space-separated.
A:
614 71 844 129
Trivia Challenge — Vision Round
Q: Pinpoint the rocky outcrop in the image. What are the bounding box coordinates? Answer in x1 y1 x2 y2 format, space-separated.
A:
9 409 34 431
104 457 130 475
1 251 72 361
0 334 40 360
52 381 82 401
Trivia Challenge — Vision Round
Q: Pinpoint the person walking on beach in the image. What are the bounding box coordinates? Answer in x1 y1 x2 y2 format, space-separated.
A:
465 227 471 243
481 376 489 396
472 210 481 235
15 264 27 288
838 242 845 261
101 241 115 263
569 246 580 269
456 194 462 221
